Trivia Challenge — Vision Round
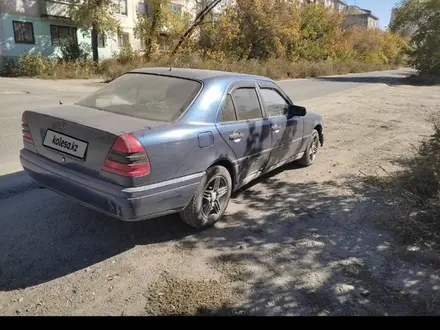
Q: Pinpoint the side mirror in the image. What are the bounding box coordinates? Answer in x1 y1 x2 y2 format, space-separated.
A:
287 104 307 117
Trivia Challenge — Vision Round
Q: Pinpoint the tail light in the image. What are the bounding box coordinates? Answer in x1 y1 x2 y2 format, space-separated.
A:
103 133 151 177
21 112 34 144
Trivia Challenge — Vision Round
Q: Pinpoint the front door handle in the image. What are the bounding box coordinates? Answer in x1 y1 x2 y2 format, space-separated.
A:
272 124 281 132
229 131 243 142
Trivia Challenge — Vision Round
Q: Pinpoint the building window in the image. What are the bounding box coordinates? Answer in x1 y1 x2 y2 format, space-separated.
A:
118 0 128 15
157 33 170 51
97 34 106 48
118 32 130 47
169 3 183 14
13 21 35 44
138 2 145 15
50 25 77 46
139 2 154 18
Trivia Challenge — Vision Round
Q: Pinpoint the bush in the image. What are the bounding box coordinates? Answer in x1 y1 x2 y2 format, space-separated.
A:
59 40 91 61
0 57 20 77
1 51 401 81
16 54 51 77
99 55 398 82
0 54 98 79
113 44 141 65
48 60 96 79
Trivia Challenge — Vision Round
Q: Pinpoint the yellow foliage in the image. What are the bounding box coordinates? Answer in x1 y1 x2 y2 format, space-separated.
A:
1 0 409 80
198 1 407 64
341 28 408 65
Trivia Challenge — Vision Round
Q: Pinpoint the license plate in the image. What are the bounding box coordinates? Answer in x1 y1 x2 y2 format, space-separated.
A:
43 129 88 159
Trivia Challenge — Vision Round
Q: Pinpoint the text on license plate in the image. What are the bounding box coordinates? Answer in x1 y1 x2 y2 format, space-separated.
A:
43 129 88 159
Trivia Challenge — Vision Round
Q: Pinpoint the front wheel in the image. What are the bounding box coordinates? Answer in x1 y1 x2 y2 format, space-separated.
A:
179 165 232 229
298 129 320 167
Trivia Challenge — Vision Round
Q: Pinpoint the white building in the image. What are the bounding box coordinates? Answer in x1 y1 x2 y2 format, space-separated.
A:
343 5 380 30
0 0 200 63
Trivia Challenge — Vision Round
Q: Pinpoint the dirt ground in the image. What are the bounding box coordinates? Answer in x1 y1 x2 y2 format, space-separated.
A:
1 77 440 316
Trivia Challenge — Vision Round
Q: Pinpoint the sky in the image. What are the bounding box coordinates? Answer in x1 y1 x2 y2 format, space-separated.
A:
344 0 402 29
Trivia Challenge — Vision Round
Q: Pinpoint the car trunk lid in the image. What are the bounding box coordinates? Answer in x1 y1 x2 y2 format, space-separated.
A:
24 104 168 178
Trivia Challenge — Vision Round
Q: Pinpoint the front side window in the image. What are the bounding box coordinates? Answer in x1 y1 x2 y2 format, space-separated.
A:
76 73 202 122
260 88 289 117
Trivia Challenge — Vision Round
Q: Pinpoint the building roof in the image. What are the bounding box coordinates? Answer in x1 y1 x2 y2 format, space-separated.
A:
345 5 379 21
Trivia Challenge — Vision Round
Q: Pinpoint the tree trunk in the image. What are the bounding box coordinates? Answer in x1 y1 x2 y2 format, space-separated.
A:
91 22 99 63
144 15 157 60
171 0 222 56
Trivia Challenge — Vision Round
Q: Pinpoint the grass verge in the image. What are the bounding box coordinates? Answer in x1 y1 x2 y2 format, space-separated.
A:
1 54 401 82
362 115 440 250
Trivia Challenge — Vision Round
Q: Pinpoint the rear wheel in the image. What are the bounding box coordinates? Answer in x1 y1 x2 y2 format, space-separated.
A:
179 165 232 229
298 129 320 167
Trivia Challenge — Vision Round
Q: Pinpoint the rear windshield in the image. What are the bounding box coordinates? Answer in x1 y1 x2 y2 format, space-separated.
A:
76 73 202 122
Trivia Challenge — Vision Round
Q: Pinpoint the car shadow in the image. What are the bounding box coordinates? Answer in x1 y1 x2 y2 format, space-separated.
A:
0 170 197 291
0 162 305 292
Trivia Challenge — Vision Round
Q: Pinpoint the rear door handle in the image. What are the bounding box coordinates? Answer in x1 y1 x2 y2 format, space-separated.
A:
272 124 281 132
229 131 243 142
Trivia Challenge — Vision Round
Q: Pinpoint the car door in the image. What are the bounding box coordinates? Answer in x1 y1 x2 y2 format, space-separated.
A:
258 82 304 169
215 82 272 182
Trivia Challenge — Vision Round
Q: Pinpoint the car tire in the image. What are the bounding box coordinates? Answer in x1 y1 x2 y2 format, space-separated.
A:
298 129 320 167
179 165 232 229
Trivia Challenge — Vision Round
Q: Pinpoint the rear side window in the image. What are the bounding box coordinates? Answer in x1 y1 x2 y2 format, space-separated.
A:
76 73 202 122
220 95 237 122
231 88 262 121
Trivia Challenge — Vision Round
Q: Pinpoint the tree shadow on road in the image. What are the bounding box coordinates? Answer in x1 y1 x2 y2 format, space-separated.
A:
1 163 439 315
314 69 440 87
180 166 440 316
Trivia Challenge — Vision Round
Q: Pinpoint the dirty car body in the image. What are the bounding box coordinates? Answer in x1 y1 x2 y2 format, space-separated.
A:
19 68 324 229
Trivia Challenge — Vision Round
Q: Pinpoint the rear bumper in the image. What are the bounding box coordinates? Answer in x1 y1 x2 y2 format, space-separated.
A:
19 149 204 221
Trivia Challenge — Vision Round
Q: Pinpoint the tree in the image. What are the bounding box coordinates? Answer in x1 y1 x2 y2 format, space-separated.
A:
134 0 170 59
391 0 440 75
134 0 192 59
69 0 120 63
193 0 346 62
170 0 223 56
294 3 344 61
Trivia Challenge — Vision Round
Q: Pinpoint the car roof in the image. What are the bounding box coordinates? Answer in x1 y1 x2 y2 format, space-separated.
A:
130 67 272 83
